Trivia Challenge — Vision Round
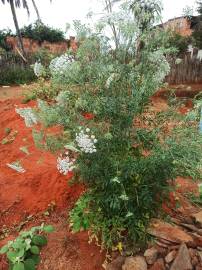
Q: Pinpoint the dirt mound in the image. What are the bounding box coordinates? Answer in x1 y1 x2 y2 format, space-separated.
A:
0 98 83 228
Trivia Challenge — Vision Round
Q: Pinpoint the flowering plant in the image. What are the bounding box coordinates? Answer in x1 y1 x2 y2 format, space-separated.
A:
35 0 202 250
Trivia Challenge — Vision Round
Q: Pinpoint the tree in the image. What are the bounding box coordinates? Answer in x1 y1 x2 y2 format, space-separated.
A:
1 0 30 57
31 0 42 23
192 1 202 49
1 0 48 56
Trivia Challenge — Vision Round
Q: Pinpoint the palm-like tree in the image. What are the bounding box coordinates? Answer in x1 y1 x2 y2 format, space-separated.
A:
1 0 46 57
31 0 41 23
1 0 30 56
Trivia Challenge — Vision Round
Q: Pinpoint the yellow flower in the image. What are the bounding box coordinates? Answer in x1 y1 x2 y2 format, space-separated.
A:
117 242 123 252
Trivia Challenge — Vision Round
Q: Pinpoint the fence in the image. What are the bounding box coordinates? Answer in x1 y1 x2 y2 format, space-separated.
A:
165 55 202 84
0 52 34 70
1 51 202 85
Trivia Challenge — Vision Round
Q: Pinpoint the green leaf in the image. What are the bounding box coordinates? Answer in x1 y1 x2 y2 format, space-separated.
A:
0 245 9 254
13 262 25 270
64 144 79 152
32 235 47 246
7 251 18 263
19 232 30 238
30 255 40 265
30 246 40 255
24 259 35 270
43 225 54 233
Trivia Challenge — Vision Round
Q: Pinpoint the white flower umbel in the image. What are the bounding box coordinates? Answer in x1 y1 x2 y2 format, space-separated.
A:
75 128 97 153
49 54 75 75
33 61 44 77
57 153 76 175
16 107 38 127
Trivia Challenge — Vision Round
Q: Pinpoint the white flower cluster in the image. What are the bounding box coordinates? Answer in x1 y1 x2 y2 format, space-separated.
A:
57 152 76 175
16 107 38 127
33 61 44 77
75 128 97 153
49 54 75 76
148 50 170 84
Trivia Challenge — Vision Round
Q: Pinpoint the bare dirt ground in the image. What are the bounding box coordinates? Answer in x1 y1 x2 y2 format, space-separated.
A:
0 85 105 270
0 83 202 270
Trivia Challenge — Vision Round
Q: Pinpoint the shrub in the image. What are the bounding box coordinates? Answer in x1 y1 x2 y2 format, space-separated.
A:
0 66 36 85
0 224 54 270
166 31 191 55
35 0 202 250
33 48 58 67
0 29 12 51
192 1 202 49
20 22 65 43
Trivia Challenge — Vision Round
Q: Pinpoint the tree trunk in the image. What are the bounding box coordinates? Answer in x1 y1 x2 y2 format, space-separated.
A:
31 0 42 23
9 0 26 58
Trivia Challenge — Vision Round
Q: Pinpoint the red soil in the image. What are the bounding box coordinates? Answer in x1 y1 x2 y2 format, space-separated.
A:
0 98 83 228
0 95 105 269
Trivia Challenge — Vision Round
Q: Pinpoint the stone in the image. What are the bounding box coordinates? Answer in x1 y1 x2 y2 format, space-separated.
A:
148 219 194 245
192 211 202 228
106 256 125 270
148 258 165 270
165 250 177 264
189 248 198 259
192 256 199 267
144 247 158 265
170 243 192 270
122 256 147 270
198 251 202 262
155 246 167 257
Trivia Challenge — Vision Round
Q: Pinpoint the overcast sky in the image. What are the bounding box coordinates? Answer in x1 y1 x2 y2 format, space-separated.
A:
0 0 198 35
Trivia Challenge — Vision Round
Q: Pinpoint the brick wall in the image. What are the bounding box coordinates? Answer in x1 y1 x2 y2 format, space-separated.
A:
6 36 78 54
163 17 193 37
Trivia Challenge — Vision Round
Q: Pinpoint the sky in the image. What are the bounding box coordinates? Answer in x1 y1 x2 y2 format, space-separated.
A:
0 0 198 36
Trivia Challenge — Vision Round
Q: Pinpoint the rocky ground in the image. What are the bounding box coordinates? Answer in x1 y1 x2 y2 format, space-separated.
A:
107 209 202 270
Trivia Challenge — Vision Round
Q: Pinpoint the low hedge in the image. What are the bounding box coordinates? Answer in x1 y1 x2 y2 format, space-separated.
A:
0 66 36 85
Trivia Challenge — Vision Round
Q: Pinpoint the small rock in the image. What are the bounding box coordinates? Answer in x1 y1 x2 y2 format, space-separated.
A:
155 246 167 257
165 264 169 270
168 245 180 251
106 256 125 270
189 248 198 259
198 251 202 262
122 256 147 270
148 258 165 270
192 211 202 228
170 243 192 270
144 247 158 265
148 219 194 245
192 256 199 267
165 250 177 263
